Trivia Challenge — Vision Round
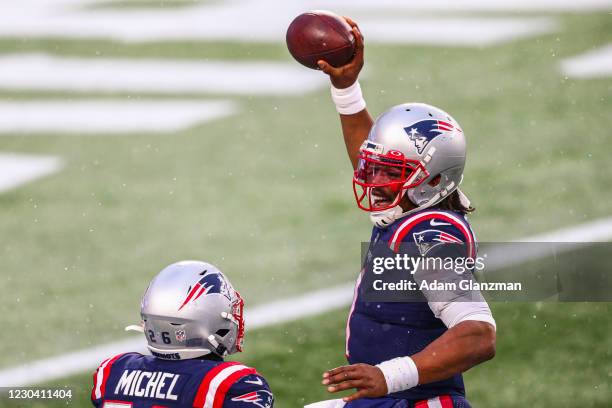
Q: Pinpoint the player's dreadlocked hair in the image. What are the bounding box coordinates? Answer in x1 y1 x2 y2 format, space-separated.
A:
436 190 475 214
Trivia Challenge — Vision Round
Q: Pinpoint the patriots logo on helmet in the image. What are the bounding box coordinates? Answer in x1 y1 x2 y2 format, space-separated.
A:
178 270 228 311
413 229 462 256
404 119 460 154
231 390 273 408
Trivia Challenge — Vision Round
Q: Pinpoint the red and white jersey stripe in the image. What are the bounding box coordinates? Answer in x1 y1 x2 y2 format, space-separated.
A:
193 362 256 408
92 353 125 400
388 210 475 258
345 267 364 358
415 395 454 408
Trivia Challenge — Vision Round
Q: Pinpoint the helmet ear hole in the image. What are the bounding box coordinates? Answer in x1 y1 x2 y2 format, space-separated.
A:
215 329 230 337
428 174 442 187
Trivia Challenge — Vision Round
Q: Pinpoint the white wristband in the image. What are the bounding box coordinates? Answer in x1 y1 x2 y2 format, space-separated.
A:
330 81 366 115
376 356 419 394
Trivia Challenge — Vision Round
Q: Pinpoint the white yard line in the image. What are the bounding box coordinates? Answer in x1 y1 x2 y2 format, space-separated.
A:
0 283 356 387
484 217 612 270
560 44 612 78
0 153 63 193
0 54 328 95
357 17 557 47
0 1 561 45
1 217 611 386
4 0 612 14
311 0 612 12
0 100 237 134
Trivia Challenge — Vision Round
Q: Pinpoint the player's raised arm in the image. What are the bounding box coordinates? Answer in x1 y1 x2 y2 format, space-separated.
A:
317 18 373 170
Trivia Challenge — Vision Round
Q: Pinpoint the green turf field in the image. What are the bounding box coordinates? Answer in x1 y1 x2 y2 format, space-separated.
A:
2 303 611 407
0 7 611 408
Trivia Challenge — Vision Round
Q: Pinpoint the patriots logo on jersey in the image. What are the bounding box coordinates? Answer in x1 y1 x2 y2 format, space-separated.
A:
178 271 229 311
404 119 460 154
413 229 462 256
231 390 273 408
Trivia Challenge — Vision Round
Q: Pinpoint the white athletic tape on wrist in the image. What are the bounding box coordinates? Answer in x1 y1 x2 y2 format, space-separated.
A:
330 81 366 115
376 356 419 394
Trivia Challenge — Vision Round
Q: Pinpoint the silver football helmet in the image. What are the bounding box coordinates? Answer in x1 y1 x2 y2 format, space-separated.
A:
353 103 469 227
126 260 245 360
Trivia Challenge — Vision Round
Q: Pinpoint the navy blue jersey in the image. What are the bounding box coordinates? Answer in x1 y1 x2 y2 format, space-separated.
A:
344 394 471 408
91 352 273 408
346 209 476 401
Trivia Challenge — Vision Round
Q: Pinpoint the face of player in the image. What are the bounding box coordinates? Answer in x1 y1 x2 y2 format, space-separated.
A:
353 146 429 212
368 163 405 209
354 160 417 212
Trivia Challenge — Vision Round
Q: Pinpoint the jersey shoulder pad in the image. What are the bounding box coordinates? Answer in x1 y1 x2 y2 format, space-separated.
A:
192 362 269 408
91 352 138 405
225 373 273 407
388 210 475 256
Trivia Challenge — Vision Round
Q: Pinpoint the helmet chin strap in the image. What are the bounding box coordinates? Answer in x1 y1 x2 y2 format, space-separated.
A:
370 205 404 228
369 161 427 228
369 181 460 228
368 147 467 228
147 345 212 360
457 188 471 209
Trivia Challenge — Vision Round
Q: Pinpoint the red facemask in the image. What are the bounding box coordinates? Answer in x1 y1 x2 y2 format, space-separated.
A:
232 290 245 352
353 148 428 212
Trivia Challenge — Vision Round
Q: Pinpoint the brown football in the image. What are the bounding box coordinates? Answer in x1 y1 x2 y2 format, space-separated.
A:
286 10 356 70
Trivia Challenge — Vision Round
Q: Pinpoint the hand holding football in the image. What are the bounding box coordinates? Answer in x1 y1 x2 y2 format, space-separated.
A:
286 10 356 70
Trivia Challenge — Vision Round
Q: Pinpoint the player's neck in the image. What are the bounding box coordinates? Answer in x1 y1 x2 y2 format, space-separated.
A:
196 354 224 362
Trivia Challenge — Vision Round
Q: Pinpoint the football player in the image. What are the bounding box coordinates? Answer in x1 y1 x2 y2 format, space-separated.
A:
91 260 274 408
307 18 496 408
